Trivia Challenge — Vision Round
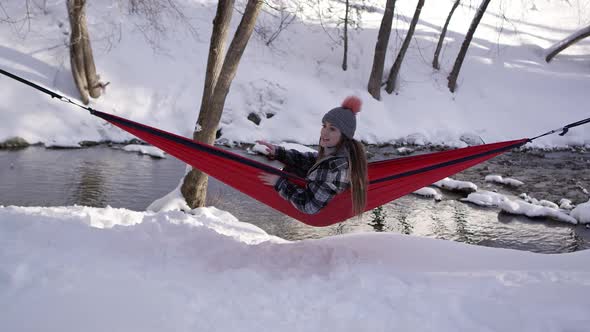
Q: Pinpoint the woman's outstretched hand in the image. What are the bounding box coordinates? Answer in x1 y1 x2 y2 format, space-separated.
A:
257 141 279 186
258 172 280 186
256 140 276 158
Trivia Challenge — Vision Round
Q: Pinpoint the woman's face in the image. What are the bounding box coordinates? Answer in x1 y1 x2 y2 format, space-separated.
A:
320 121 342 148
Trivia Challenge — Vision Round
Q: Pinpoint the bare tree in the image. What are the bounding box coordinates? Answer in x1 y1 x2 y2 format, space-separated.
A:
546 25 590 63
367 0 396 100
126 0 198 50
181 0 263 208
67 0 103 104
385 0 424 94
180 0 234 209
254 1 298 46
433 0 460 70
447 0 491 93
342 0 349 71
309 0 363 63
0 0 44 31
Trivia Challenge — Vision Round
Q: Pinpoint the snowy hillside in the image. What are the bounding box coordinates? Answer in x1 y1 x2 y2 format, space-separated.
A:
0 0 589 148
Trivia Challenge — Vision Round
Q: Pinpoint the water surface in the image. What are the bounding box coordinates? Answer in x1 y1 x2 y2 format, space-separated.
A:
1 145 589 253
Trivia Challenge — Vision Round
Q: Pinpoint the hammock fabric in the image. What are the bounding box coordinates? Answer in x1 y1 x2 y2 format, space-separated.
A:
92 110 528 227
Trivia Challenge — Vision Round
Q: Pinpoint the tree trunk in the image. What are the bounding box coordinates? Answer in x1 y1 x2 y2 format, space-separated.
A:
367 0 396 100
385 0 424 94
67 0 101 104
433 0 460 70
81 20 101 98
447 0 491 93
181 0 263 209
545 25 590 63
67 0 89 105
212 0 263 112
342 0 349 71
180 0 235 208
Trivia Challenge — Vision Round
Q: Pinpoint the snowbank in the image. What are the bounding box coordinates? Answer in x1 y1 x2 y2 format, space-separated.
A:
123 144 165 158
0 205 589 331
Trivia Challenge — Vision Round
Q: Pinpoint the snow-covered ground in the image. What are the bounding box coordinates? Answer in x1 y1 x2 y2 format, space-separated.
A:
122 144 165 158
485 174 524 187
0 0 589 149
434 177 478 193
461 189 589 225
1 1 590 330
1 205 589 331
413 187 443 201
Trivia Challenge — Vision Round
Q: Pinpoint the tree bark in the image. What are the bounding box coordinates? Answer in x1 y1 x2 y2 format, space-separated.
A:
180 0 235 208
67 0 89 105
67 0 101 104
447 0 491 93
211 0 263 114
342 0 349 71
81 21 101 98
385 0 424 94
545 25 590 63
433 0 460 70
367 0 396 100
199 0 235 116
181 0 263 208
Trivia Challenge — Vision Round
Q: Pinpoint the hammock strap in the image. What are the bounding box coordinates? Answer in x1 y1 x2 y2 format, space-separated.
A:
0 68 97 115
529 116 590 141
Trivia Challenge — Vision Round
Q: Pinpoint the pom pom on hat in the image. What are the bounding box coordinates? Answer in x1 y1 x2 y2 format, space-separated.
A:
341 96 362 114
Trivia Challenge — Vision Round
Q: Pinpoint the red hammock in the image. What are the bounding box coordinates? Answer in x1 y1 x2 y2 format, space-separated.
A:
5 69 587 227
92 110 528 227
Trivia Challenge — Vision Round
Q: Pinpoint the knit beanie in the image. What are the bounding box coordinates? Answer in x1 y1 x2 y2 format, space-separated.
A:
322 96 362 139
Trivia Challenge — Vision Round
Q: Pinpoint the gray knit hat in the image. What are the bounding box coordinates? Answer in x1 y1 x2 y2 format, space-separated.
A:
322 96 362 138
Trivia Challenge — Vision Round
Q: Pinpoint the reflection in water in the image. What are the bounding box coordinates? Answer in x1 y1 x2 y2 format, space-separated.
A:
1 146 589 254
453 203 474 245
72 161 107 207
0 146 184 210
394 203 413 235
397 213 412 235
430 211 446 239
333 222 346 235
566 230 584 253
368 206 387 232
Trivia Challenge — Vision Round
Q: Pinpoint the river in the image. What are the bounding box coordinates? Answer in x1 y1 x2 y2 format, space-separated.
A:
1 145 589 253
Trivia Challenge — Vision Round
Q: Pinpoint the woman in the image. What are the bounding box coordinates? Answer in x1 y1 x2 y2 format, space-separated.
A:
258 96 368 216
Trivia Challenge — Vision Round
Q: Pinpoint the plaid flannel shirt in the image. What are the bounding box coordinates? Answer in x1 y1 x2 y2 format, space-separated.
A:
273 146 350 214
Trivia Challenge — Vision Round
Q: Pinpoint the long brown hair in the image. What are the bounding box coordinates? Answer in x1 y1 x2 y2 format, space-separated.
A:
319 136 368 216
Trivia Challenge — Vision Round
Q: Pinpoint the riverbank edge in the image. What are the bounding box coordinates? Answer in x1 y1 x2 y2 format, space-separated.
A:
2 136 589 154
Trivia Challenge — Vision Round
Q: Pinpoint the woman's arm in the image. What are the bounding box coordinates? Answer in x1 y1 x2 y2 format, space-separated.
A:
274 146 318 173
257 140 317 172
274 161 349 214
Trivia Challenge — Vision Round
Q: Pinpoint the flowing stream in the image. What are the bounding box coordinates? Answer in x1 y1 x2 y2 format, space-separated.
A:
1 145 589 253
